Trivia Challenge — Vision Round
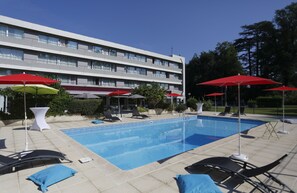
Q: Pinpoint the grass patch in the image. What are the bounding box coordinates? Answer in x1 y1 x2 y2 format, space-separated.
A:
209 105 297 117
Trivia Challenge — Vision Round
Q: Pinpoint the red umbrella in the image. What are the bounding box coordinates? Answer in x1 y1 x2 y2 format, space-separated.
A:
265 86 297 134
108 90 130 97
199 74 279 161
108 90 130 116
167 93 182 105
205 92 224 114
0 73 57 150
166 93 182 97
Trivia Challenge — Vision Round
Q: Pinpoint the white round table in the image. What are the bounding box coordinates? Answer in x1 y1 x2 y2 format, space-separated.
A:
30 107 50 131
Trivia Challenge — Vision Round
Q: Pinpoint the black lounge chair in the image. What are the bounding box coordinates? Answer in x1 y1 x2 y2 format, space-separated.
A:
185 154 294 193
218 106 231 116
232 106 246 116
0 149 72 175
103 110 121 122
131 107 149 119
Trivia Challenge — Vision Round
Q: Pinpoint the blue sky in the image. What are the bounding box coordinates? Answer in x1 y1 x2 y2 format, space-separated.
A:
1 0 296 62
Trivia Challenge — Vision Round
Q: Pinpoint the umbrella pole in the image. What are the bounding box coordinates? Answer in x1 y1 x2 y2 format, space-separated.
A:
118 97 121 117
279 90 288 134
24 83 28 151
214 96 217 114
231 84 248 161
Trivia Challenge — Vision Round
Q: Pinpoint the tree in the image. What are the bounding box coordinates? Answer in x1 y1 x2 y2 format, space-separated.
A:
234 21 277 77
132 83 166 109
186 42 243 100
274 2 297 86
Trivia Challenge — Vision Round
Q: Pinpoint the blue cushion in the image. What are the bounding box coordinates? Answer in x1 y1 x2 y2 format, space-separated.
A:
91 120 104 124
28 165 77 192
176 174 222 193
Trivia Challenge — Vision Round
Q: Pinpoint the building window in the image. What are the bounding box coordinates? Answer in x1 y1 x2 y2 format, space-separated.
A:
0 47 23 60
170 62 180 69
159 83 169 90
91 45 117 56
38 53 77 67
153 70 166 78
0 24 24 39
124 52 146 62
90 61 116 72
67 40 78 49
87 77 99 85
38 35 78 49
57 74 77 85
126 66 146 75
124 81 139 88
100 78 116 87
172 73 180 80
153 59 162 65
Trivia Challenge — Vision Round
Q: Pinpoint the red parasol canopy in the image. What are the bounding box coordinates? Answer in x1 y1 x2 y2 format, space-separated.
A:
265 85 297 134
265 85 297 91
205 92 224 97
108 90 130 96
0 73 57 151
199 74 279 86
167 93 182 97
199 74 279 161
107 90 130 117
0 73 57 85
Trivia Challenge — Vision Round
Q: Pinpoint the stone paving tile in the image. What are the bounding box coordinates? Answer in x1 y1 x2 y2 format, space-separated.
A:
1 112 297 192
101 183 141 193
129 175 164 193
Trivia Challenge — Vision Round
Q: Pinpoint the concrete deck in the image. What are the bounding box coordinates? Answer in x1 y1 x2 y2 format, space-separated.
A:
0 112 296 193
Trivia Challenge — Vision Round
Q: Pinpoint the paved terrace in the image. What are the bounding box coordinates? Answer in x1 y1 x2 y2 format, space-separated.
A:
0 111 296 193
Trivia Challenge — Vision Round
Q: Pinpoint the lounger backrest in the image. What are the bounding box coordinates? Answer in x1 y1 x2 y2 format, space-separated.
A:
240 106 245 114
225 106 231 113
104 110 112 118
132 108 141 116
241 154 288 177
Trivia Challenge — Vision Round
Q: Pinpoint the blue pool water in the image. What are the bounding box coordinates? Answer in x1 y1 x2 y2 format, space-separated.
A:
63 116 264 170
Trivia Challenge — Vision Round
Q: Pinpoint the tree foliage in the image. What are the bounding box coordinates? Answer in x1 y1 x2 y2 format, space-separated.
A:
132 83 166 109
187 3 297 103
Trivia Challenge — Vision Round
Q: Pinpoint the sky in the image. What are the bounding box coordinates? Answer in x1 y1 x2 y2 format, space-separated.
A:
0 0 297 62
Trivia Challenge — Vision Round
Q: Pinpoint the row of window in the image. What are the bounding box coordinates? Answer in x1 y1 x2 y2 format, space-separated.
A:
88 61 116 72
0 24 24 39
1 24 182 69
90 45 117 56
38 53 77 67
0 47 23 60
38 35 78 49
0 46 182 80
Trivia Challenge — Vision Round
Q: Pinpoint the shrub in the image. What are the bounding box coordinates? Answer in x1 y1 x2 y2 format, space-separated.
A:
137 106 148 113
175 104 187 113
256 96 282 107
48 94 73 116
202 99 212 111
247 99 257 108
68 99 102 116
186 97 198 110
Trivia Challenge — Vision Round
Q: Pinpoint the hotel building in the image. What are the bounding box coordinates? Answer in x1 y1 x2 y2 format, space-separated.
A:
0 15 185 107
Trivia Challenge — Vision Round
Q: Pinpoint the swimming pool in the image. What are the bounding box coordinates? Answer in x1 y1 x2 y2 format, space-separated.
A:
63 116 264 170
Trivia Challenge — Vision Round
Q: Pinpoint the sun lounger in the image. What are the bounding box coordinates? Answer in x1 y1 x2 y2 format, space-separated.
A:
131 107 149 119
103 110 121 122
218 106 231 116
185 154 294 193
0 149 72 175
232 106 246 116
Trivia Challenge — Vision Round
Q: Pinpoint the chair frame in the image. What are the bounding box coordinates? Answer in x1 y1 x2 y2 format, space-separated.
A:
185 154 295 193
0 149 72 175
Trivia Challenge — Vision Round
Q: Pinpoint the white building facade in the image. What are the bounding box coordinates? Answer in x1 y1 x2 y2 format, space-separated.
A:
0 15 185 100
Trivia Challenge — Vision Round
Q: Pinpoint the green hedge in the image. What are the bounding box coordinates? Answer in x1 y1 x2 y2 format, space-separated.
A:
256 96 282 107
68 99 102 115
